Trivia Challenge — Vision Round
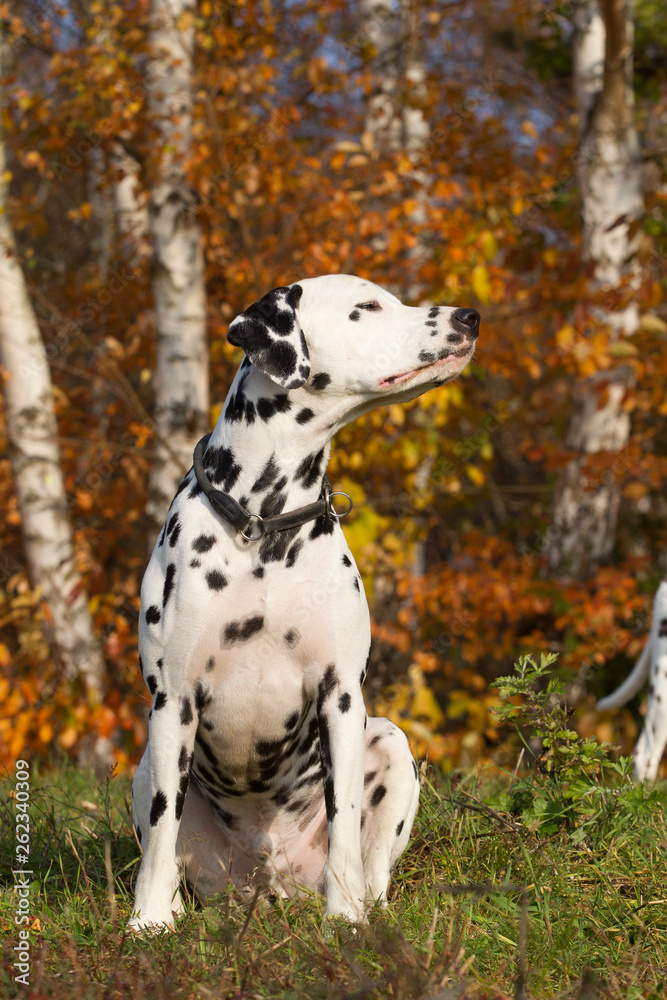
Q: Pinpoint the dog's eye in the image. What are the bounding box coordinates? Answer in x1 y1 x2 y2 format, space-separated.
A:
357 301 382 311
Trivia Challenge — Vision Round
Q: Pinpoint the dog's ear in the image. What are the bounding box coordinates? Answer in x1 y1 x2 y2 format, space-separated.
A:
227 284 310 389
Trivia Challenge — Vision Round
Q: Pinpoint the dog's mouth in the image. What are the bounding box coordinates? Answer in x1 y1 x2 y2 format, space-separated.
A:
379 345 473 389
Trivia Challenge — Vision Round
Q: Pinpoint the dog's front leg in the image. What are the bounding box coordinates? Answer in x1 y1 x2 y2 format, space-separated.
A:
129 694 197 931
316 665 367 923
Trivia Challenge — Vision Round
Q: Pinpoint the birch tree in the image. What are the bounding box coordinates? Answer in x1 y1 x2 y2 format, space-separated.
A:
112 140 150 266
359 0 432 576
145 0 208 534
0 39 104 693
547 0 643 578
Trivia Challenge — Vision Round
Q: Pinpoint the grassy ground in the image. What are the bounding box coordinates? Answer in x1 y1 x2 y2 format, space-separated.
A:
1 751 667 1000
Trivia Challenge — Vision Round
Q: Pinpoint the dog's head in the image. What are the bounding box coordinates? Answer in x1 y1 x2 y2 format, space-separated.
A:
228 275 480 406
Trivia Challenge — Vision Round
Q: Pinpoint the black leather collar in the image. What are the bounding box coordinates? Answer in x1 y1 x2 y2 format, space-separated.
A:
193 434 352 541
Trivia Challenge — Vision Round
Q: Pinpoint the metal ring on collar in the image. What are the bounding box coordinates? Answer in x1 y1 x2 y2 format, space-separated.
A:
327 491 353 520
240 514 265 541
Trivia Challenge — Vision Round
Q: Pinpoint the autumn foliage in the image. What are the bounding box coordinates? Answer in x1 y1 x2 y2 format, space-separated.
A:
1 0 667 773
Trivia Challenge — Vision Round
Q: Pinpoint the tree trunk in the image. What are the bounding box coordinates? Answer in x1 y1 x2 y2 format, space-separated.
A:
360 0 431 577
145 0 208 536
0 40 104 692
547 0 642 579
112 139 150 266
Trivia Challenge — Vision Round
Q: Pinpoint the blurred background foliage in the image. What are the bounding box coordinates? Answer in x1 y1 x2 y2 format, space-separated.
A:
1 0 667 775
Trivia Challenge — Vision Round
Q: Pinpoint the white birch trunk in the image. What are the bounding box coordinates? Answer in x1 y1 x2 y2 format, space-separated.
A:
547 0 642 578
0 44 104 691
360 0 431 577
112 140 150 266
89 146 113 283
359 0 402 148
146 0 208 534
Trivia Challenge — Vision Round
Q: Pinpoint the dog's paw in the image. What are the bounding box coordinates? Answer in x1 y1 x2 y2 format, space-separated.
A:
127 910 176 935
321 910 366 939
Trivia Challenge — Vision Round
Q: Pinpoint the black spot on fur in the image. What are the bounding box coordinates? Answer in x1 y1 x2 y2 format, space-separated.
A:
353 576 360 592
426 320 437 328
317 664 337 713
285 709 300 730
167 513 181 548
194 680 212 715
257 393 291 422
342 554 352 567
273 786 291 807
223 614 265 646
195 729 216 758
206 656 215 672
285 539 303 568
253 566 265 578
412 760 419 780
294 448 325 489
298 716 320 756
175 474 191 497
157 658 163 669
251 456 280 493
297 748 320 777
259 524 300 564
204 444 242 491
178 745 192 772
429 307 440 318
175 772 190 820
145 605 161 625
364 771 377 786
190 559 201 568
396 819 404 837
193 534 216 553
163 563 176 608
310 513 335 539
339 692 351 713
146 675 157 695
319 712 336 821
419 350 435 363
180 696 193 725
136 824 142 845
150 790 167 826
370 785 387 807
284 628 300 647
311 372 331 390
349 310 360 321
296 407 315 424
212 804 236 827
369 734 382 747
359 649 371 685
324 775 337 822
260 487 288 519
224 385 246 423
206 569 228 591
154 691 167 711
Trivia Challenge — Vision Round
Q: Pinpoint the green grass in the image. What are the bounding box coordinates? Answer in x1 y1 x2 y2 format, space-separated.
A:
1 756 667 999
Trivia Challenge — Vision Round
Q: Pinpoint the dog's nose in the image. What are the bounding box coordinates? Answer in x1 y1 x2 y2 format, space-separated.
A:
451 308 481 340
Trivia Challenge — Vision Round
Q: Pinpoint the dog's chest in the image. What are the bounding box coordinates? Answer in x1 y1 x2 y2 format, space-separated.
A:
192 692 323 809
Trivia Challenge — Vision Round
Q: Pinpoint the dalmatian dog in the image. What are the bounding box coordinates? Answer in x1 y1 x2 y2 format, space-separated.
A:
597 579 667 780
129 274 480 930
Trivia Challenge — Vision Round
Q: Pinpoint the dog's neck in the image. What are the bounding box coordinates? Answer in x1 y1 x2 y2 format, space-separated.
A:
205 364 338 514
